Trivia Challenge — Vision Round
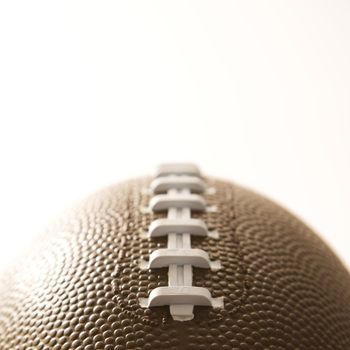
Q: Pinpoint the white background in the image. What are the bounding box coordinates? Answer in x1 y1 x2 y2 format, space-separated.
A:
0 1 349 271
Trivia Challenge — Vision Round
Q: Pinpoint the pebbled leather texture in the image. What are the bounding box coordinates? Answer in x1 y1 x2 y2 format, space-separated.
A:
0 177 349 350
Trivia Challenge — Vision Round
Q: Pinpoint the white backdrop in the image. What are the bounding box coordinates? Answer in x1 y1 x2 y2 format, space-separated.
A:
0 1 349 271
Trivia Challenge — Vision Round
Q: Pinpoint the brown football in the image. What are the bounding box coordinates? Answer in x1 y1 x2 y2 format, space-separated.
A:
0 163 349 350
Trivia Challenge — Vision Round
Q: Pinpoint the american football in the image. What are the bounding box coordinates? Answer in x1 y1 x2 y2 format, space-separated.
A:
0 163 349 350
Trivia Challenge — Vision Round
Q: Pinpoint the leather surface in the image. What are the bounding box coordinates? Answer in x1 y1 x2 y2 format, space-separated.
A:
0 177 349 349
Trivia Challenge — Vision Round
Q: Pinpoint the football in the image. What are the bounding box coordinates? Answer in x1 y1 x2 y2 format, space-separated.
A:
0 163 349 350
